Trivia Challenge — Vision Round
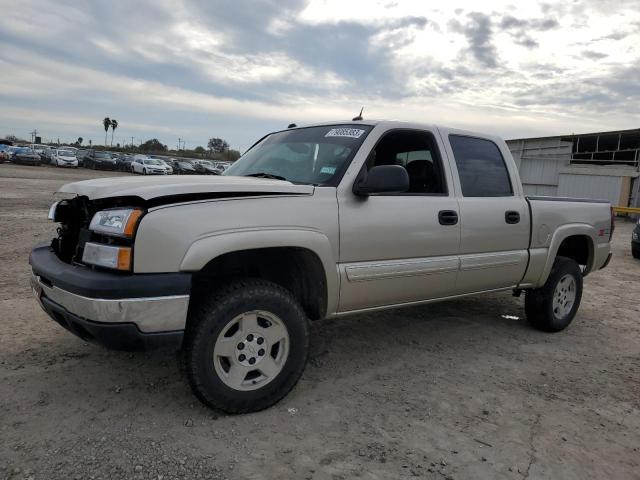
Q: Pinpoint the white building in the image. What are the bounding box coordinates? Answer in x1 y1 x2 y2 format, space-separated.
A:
507 129 640 208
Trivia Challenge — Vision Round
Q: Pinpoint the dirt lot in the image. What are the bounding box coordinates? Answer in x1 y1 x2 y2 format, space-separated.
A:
1 163 639 480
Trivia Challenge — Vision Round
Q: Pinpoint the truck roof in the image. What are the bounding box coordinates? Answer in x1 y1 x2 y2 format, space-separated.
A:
281 120 505 145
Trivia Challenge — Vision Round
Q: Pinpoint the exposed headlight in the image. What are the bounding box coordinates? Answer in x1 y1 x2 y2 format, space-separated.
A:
89 208 143 238
82 242 132 271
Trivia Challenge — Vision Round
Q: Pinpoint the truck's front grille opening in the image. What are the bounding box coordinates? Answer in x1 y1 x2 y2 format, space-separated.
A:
51 195 143 265
51 196 93 264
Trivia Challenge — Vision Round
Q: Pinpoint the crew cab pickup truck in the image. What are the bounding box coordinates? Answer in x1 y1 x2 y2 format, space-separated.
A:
30 120 614 413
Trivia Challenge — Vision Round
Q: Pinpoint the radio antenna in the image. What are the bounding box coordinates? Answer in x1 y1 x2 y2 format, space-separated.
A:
352 106 364 121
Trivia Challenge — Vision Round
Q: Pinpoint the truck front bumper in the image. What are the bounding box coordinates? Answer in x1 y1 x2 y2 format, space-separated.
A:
29 245 191 351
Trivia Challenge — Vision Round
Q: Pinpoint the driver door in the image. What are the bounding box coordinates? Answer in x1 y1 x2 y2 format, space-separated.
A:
337 128 461 312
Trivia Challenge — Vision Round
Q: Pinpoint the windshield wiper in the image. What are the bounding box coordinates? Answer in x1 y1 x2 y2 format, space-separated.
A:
245 172 287 181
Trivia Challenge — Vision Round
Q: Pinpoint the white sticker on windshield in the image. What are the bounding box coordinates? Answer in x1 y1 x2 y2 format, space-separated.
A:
325 128 366 139
320 166 336 174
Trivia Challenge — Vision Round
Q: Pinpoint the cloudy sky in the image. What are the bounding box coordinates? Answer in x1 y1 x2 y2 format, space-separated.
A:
0 0 638 150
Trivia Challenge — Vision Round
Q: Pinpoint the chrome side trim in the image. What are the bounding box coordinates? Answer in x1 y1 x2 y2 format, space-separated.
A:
344 255 459 282
31 271 188 333
334 286 516 317
344 250 525 282
459 251 525 271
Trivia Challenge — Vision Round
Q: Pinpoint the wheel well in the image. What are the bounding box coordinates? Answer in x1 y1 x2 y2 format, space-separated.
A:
556 235 592 269
191 247 327 320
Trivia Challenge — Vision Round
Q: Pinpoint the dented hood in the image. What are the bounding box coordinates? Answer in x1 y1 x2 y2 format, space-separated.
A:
57 175 314 200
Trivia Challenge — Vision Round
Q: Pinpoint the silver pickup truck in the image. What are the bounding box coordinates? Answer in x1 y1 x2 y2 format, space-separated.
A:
30 120 614 413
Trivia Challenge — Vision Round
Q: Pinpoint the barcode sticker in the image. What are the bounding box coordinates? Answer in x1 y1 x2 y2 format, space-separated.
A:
325 128 365 139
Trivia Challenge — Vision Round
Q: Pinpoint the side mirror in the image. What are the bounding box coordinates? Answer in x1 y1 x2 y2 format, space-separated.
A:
353 165 409 196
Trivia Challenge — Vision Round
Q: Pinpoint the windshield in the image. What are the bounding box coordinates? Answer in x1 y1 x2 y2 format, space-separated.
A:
144 159 161 165
95 152 112 159
58 150 74 156
224 124 373 185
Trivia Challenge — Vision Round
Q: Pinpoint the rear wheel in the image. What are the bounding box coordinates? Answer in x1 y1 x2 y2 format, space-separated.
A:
525 256 583 332
183 279 309 413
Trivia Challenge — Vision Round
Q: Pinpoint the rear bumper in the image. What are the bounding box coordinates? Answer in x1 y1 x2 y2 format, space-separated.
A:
29 245 191 351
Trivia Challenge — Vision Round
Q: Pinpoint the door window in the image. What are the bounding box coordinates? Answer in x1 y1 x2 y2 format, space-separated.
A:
449 135 513 197
367 130 447 194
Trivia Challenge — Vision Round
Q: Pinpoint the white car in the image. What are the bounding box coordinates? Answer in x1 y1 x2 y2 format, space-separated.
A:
131 157 172 175
53 149 78 168
156 158 174 174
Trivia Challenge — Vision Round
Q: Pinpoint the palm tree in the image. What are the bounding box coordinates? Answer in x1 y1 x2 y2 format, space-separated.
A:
103 117 111 146
110 119 118 146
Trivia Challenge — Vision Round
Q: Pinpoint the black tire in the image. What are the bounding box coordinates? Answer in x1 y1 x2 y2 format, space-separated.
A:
183 279 309 413
525 256 583 332
632 246 640 259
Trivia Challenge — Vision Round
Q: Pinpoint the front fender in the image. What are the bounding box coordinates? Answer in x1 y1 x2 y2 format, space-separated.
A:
179 228 339 316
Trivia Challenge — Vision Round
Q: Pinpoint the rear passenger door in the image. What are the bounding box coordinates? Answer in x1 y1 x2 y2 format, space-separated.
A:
443 133 530 293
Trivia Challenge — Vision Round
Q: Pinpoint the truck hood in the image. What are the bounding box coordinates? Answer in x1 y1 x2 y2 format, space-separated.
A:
57 175 315 200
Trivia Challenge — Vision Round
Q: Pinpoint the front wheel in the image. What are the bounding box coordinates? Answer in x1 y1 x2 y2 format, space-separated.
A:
525 256 583 332
633 245 640 259
183 279 309 413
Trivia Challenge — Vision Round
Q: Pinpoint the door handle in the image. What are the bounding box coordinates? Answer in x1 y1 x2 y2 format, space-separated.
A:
505 211 520 224
438 210 458 226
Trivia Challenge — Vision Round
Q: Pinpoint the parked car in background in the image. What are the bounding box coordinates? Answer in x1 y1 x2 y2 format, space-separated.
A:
44 146 57 164
84 151 118 170
0 144 12 161
158 159 173 174
191 159 219 175
213 161 231 173
169 159 197 175
75 149 88 166
52 149 78 168
11 147 41 166
131 156 172 175
632 219 640 259
30 144 48 161
116 154 135 172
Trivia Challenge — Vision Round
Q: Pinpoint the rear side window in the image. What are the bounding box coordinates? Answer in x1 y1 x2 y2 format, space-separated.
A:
449 135 513 197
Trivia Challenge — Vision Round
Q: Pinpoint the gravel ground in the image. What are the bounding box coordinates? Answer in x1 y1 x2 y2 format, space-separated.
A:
1 163 639 480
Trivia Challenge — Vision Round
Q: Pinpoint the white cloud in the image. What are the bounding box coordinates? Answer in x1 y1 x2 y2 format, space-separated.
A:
0 0 638 149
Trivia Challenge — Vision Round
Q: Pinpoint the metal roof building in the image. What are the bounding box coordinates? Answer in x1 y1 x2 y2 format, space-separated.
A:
507 128 640 208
